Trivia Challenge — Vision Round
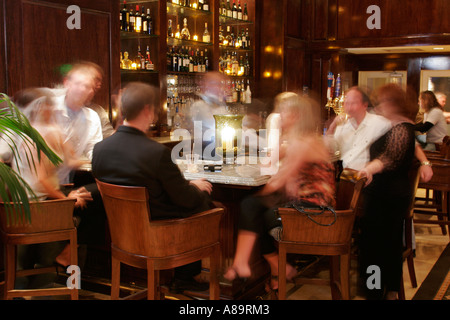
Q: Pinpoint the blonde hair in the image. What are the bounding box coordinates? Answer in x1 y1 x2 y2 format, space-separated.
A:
274 92 321 137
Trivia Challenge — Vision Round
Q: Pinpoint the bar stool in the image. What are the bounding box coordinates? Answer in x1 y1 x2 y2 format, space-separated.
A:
0 198 78 300
277 173 366 300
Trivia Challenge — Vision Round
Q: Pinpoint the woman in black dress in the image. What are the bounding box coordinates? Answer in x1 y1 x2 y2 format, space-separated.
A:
358 84 418 300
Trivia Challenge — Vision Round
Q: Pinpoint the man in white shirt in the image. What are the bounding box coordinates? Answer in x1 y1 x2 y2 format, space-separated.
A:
53 63 103 184
327 87 391 171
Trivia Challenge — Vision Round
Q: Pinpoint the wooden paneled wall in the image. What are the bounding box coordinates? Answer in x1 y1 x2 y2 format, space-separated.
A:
0 0 120 112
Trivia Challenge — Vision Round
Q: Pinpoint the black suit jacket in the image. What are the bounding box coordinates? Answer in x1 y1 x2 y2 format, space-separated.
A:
92 126 210 220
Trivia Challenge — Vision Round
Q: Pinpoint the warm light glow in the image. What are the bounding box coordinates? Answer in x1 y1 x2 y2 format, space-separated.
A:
273 71 282 80
192 3 197 9
263 71 272 78
193 35 198 41
175 32 180 39
223 40 229 46
131 63 137 70
264 46 274 53
221 127 235 151
434 47 445 50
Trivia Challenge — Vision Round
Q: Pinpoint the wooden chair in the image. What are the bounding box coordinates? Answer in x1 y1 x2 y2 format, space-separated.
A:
277 172 366 300
0 198 78 300
399 162 421 300
95 180 223 300
414 158 450 238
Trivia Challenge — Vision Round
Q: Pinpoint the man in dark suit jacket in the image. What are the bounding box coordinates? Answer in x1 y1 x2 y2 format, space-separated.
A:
92 82 213 292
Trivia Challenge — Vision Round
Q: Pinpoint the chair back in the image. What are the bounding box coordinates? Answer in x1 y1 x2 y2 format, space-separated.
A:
0 198 76 234
96 179 223 258
278 176 366 246
96 180 154 257
406 161 421 219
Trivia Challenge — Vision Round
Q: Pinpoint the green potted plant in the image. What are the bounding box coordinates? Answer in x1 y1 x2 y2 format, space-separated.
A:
0 93 62 225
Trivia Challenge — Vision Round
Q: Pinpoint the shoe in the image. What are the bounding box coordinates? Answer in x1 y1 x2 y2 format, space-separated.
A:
169 278 209 294
223 266 249 283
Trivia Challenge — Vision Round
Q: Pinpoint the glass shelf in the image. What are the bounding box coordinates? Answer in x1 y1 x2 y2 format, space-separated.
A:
167 36 213 47
167 2 212 18
219 15 253 26
120 31 159 40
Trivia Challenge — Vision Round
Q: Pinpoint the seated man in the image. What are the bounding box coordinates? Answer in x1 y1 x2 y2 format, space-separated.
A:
92 82 214 292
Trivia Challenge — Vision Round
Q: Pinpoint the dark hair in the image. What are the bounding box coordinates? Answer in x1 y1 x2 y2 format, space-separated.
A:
420 90 443 112
121 82 158 121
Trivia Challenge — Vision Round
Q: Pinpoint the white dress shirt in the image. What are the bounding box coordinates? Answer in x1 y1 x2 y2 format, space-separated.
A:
334 112 392 170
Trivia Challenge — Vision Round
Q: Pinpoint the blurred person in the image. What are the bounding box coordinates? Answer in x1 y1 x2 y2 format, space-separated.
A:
414 91 447 151
224 93 336 292
92 82 215 293
188 72 228 160
9 90 92 290
328 86 432 183
53 62 103 184
357 84 417 300
327 87 392 171
82 61 115 139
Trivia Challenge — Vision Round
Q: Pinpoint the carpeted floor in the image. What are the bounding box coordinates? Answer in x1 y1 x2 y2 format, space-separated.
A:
413 243 450 300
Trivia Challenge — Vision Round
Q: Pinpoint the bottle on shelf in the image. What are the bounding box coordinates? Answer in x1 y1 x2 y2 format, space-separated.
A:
204 48 209 71
129 6 135 32
226 0 232 18
135 5 142 32
168 19 174 37
145 46 154 71
237 1 243 20
232 1 238 19
180 18 190 40
198 0 204 11
121 1 129 31
137 45 145 70
173 106 182 132
243 3 248 21
203 22 210 43
203 0 209 11
221 0 227 16
245 80 252 104
219 25 225 46
143 8 153 35
175 23 181 39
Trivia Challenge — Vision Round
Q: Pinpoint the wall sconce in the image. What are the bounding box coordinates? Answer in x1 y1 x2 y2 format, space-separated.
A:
214 114 244 164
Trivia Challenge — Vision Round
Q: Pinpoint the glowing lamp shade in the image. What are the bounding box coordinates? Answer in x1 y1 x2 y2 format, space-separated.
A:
213 114 244 163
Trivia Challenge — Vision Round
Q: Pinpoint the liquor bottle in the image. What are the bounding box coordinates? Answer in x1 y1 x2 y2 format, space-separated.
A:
203 22 210 43
143 8 152 35
200 50 206 72
204 48 209 71
122 51 132 69
181 18 190 40
203 0 209 11
198 0 204 10
137 45 145 70
219 25 224 46
244 53 250 76
232 52 239 76
175 24 181 39
241 29 247 49
245 80 252 104
245 28 251 48
220 0 226 15
236 29 242 48
193 50 198 72
243 3 248 21
129 7 135 32
173 106 182 131
237 1 243 20
145 46 154 71
232 0 238 19
240 80 246 102
135 5 142 32
172 47 178 72
167 47 173 72
177 47 183 72
189 49 194 73
226 0 232 17
120 1 127 31
168 19 173 37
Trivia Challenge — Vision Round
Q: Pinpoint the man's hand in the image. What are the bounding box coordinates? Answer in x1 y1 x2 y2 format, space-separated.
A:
190 179 213 195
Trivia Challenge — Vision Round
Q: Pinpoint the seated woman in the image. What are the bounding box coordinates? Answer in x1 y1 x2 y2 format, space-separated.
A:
12 90 91 289
224 92 336 292
414 91 447 151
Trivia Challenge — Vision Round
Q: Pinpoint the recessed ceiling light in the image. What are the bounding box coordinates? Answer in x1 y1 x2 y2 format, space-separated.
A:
433 47 445 50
